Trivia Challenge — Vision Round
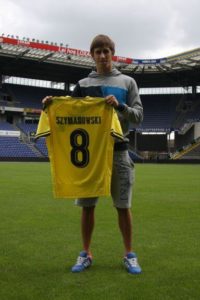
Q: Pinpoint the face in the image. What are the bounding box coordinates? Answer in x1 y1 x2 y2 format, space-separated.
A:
91 47 113 73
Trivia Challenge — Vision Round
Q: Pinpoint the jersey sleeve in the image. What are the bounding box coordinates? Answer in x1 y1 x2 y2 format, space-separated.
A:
35 110 50 139
111 109 124 140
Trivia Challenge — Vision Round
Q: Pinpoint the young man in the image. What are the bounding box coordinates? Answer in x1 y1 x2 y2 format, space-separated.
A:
70 34 143 274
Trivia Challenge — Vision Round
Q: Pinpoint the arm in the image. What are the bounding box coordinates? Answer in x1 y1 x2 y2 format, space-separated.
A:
42 95 53 109
117 79 143 124
105 79 143 125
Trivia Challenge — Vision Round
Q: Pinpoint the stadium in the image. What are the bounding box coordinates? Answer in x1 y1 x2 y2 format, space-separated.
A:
0 35 200 300
1 35 200 162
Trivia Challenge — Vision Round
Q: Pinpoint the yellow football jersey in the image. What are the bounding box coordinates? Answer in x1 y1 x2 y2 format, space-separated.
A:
36 96 123 198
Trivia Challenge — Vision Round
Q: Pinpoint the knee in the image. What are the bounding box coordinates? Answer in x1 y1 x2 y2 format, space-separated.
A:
83 206 95 215
116 207 130 215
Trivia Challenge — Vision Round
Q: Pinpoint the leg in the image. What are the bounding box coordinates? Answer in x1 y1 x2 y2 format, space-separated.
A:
116 207 133 255
117 207 142 274
81 206 95 254
72 198 97 273
75 197 98 253
111 151 141 274
111 150 134 254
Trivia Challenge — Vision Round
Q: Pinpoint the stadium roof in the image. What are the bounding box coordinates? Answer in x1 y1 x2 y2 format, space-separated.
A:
1 36 200 88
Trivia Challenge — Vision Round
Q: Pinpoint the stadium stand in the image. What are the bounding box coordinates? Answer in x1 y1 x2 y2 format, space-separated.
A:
138 95 179 132
1 87 200 161
35 138 48 157
17 122 38 135
1 84 65 109
0 35 200 162
0 136 39 158
0 120 17 131
15 122 48 157
172 94 200 129
170 137 200 160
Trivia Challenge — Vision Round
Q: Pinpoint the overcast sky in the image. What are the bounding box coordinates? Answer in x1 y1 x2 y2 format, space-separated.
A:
0 0 199 59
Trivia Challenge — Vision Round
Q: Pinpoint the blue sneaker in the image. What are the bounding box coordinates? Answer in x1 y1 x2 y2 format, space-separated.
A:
71 251 92 273
124 252 142 274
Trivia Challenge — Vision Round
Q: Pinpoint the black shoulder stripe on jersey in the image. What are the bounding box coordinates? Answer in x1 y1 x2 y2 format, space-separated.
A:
35 131 50 140
110 130 124 140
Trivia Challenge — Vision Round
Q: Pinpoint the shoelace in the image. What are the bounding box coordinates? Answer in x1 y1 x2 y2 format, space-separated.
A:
76 256 86 265
128 257 139 267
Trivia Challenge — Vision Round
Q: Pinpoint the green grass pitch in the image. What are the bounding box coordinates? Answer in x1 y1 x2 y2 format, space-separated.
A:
0 162 200 300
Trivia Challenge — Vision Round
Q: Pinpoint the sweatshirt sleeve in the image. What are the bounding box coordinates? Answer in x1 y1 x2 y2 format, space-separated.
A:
116 78 143 125
71 83 82 97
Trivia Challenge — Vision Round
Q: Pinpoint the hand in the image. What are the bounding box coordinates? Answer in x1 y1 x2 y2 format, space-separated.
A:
42 96 53 107
105 95 119 108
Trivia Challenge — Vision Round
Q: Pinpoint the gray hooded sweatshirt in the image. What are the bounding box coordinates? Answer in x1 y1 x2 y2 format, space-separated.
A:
72 68 143 146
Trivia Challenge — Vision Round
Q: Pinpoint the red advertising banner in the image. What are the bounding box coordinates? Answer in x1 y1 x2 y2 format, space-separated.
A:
0 36 135 64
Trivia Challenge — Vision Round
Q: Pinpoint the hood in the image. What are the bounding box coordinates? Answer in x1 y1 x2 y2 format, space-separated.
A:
88 68 121 78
